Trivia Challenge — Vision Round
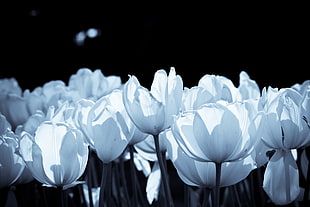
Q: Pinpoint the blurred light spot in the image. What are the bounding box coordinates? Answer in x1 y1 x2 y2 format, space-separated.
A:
86 28 100 38
74 28 101 46
74 31 87 46
28 9 40 16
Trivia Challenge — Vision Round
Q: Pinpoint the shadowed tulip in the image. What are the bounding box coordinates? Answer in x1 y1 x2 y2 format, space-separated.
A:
0 136 25 189
68 68 122 101
0 93 30 130
81 90 132 163
0 78 22 96
0 113 25 189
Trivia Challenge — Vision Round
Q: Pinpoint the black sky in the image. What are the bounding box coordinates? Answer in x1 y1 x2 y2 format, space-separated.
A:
2 4 309 91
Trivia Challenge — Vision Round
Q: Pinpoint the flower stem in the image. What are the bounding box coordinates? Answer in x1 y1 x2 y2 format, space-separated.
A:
153 134 174 207
119 156 131 205
214 162 222 207
129 145 138 207
202 188 211 207
184 184 190 207
57 186 67 207
99 162 112 207
303 147 310 204
284 151 291 203
232 184 241 207
86 152 94 207
0 187 9 207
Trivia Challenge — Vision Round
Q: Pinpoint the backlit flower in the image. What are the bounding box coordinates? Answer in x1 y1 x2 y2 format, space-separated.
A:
259 87 310 204
123 67 183 135
19 121 89 189
261 87 310 149
80 90 133 163
172 101 258 163
165 129 256 188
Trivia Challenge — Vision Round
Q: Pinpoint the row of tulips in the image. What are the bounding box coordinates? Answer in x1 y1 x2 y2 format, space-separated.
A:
0 67 309 206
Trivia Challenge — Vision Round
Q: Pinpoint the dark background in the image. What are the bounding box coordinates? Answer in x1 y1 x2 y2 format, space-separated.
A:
1 4 309 92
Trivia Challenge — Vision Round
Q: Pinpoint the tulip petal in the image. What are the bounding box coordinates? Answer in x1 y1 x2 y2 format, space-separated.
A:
35 122 67 182
124 76 165 135
238 71 260 100
172 112 208 162
146 162 161 204
220 155 256 187
262 113 284 149
263 150 300 205
182 86 214 111
0 94 29 129
0 138 24 188
151 69 167 103
92 118 128 163
195 104 241 163
19 133 54 186
164 72 183 127
59 131 81 185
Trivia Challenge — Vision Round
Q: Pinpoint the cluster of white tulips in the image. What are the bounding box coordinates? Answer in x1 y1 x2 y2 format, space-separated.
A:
0 67 309 207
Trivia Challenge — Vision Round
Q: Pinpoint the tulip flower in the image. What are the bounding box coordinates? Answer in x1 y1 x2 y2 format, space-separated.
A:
237 71 261 101
260 87 310 150
25 80 73 114
78 89 146 163
259 87 310 205
123 67 183 135
16 100 78 139
79 89 150 206
198 73 238 103
291 79 310 96
197 71 260 103
181 86 215 111
123 67 183 206
0 136 25 189
172 101 261 207
0 93 31 130
68 68 122 101
165 129 256 188
19 121 89 189
172 101 258 163
101 89 149 145
292 81 310 141
0 77 22 97
0 113 25 189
